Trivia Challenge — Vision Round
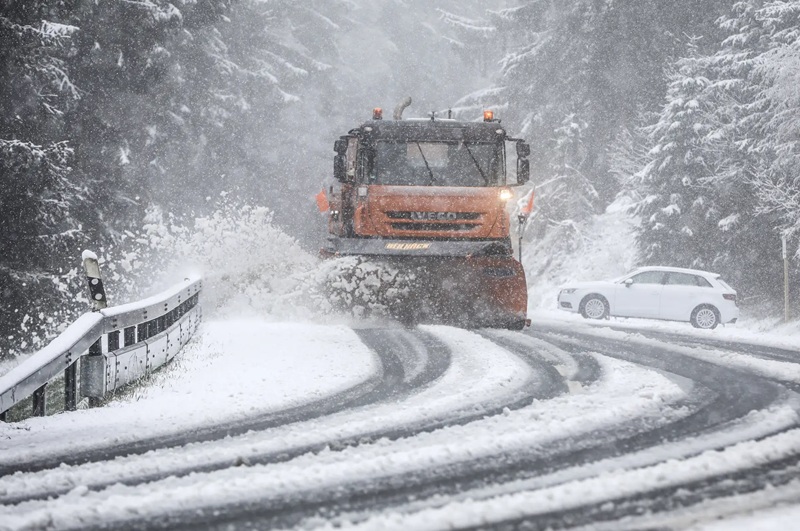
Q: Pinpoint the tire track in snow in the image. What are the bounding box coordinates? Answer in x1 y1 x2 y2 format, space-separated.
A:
219 326 794 531
530 326 787 445
480 329 601 387
426 325 800 531
93 330 701 531
578 319 800 375
0 325 541 509
8 324 794 531
0 328 420 477
614 327 800 391
0 326 554 530
0 327 449 504
510 452 800 531
607 326 800 365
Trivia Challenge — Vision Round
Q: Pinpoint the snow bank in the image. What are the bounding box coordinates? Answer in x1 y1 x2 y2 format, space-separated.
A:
530 309 800 360
0 321 378 465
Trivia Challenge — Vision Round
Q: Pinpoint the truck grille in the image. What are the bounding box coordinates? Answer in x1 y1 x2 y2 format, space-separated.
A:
384 212 482 232
386 211 481 221
389 222 478 232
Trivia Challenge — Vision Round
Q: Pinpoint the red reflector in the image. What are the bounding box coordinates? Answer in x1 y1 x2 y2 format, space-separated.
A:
521 190 535 215
315 189 329 212
723 293 736 301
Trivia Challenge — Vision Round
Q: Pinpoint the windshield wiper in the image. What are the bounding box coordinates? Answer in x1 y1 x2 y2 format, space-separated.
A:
415 142 436 185
464 143 490 185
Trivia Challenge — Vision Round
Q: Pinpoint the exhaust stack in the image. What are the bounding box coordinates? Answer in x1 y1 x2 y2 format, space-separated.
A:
393 97 412 120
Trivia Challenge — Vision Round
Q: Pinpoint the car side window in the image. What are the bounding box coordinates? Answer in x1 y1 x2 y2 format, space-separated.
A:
629 271 665 285
665 272 697 286
695 275 712 287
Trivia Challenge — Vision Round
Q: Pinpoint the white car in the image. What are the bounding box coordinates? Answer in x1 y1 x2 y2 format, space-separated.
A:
557 266 739 329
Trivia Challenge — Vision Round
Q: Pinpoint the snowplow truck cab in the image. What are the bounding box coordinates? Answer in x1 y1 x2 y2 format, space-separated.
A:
322 104 531 329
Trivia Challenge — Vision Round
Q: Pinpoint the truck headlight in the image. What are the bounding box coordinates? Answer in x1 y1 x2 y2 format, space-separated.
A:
499 188 513 202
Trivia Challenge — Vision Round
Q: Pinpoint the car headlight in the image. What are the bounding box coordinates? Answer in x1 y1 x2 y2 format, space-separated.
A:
560 288 577 295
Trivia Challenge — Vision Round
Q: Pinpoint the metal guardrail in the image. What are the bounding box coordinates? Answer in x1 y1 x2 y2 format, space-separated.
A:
0 277 202 422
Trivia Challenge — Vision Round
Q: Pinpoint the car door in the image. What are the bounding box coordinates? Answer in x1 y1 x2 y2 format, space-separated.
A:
613 271 665 318
660 272 704 321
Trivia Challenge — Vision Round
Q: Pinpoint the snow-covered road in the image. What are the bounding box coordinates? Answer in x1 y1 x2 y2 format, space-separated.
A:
2 316 800 530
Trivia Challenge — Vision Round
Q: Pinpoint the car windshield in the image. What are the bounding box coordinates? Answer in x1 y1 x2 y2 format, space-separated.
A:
368 140 503 186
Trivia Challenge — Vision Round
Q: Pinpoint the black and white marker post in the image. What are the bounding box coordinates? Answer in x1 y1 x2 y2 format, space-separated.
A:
81 250 107 407
82 250 108 311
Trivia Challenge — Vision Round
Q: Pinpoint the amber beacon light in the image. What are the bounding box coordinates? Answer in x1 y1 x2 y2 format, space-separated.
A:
373 107 383 120
483 110 494 122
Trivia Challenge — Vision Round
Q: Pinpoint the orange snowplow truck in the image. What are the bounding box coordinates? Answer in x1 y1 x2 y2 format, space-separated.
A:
322 99 532 329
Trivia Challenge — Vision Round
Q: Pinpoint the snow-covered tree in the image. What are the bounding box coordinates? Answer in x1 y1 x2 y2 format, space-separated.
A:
62 0 237 225
749 2 800 238
460 0 735 207
529 113 600 239
0 3 88 358
636 47 719 270
631 0 800 305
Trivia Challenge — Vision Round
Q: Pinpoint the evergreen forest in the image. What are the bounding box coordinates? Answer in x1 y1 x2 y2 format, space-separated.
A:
3 0 800 358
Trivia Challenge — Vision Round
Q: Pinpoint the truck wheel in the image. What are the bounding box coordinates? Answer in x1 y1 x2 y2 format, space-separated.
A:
506 319 526 331
580 295 609 320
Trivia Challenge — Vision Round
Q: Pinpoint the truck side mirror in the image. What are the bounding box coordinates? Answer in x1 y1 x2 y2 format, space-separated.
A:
334 139 347 156
516 142 530 158
517 159 530 185
334 155 347 182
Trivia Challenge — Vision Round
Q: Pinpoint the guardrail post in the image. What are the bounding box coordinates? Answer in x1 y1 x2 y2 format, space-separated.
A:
86 338 104 408
32 384 47 417
64 361 78 411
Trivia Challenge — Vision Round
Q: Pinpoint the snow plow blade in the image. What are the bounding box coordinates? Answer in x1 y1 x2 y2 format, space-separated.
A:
322 238 527 329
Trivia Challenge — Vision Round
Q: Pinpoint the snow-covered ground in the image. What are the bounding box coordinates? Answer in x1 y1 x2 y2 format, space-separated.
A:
0 323 703 530
3 311 800 529
0 321 378 464
3 200 800 530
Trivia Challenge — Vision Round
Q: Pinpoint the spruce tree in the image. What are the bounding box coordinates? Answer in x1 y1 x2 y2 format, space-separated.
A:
636 47 718 270
0 2 87 357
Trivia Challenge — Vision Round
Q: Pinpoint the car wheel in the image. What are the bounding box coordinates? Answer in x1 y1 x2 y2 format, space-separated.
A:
691 305 719 329
580 294 609 320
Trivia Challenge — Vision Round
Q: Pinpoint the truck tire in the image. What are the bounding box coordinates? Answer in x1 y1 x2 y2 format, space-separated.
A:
506 319 526 331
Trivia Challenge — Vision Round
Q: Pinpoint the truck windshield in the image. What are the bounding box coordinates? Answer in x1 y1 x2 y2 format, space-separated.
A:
369 141 503 186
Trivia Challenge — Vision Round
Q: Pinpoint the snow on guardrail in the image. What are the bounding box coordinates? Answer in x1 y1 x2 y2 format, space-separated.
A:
0 276 202 422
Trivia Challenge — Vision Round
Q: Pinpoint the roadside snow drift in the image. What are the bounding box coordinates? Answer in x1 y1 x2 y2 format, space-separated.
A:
0 321 378 465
